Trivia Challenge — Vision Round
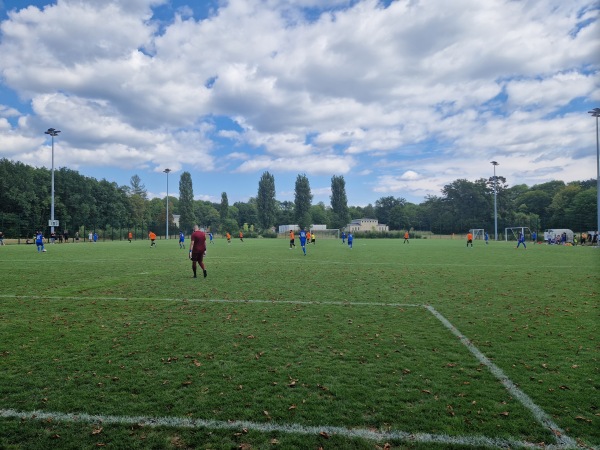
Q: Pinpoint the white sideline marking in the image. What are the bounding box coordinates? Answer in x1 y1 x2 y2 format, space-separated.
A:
425 305 576 449
0 294 421 308
0 258 579 269
0 408 568 449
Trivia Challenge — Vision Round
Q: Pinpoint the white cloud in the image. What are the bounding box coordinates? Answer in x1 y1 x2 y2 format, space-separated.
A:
505 72 596 111
236 154 355 175
0 0 597 204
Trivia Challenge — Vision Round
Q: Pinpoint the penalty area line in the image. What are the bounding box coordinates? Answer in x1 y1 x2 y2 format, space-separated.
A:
0 408 567 450
425 305 576 449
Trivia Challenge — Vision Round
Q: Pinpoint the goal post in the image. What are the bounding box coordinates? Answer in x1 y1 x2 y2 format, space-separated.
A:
505 227 532 242
469 229 485 240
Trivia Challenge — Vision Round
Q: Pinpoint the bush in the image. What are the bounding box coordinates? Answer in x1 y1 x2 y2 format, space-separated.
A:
260 230 278 238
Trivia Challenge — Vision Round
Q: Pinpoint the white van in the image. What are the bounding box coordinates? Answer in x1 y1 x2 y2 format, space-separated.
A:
543 229 573 244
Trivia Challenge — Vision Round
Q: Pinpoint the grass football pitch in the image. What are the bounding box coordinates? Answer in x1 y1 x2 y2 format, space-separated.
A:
0 237 598 449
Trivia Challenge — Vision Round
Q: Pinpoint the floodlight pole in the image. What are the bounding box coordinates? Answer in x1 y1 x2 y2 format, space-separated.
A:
491 161 499 241
589 108 600 247
164 168 171 239
45 128 61 236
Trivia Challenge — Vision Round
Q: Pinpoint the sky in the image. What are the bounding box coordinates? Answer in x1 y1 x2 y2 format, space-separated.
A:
0 0 598 206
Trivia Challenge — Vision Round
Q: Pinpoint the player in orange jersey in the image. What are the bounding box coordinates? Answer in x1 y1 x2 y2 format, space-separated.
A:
148 231 157 247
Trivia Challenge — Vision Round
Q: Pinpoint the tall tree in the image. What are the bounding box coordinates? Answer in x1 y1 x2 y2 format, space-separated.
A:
330 175 350 229
195 200 220 230
128 174 147 226
257 171 277 229
276 200 295 225
178 171 196 233
514 190 552 228
375 196 403 227
442 178 491 231
567 187 597 230
294 174 313 229
220 192 229 223
129 174 147 198
234 200 258 228
309 202 331 226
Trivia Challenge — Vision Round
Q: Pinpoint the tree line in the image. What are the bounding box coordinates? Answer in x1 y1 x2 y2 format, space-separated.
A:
0 158 596 238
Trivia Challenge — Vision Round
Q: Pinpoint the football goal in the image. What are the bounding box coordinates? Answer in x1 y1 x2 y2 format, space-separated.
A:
312 228 339 239
505 227 532 242
469 229 485 240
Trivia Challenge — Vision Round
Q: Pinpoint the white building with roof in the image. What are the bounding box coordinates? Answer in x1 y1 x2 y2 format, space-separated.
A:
345 218 388 232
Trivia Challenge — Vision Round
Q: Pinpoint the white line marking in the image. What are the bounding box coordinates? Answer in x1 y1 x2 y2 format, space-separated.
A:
0 408 568 449
0 294 421 308
0 258 580 269
425 305 576 448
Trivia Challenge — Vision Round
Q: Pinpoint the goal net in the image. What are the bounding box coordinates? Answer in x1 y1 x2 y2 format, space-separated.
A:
505 227 532 241
469 229 485 240
311 228 339 239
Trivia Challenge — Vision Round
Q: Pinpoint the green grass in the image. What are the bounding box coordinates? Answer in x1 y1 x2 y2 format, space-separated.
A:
0 238 598 449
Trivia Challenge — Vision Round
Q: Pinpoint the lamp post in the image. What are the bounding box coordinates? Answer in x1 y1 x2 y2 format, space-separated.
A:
490 161 499 241
163 168 171 239
44 128 61 236
589 108 600 247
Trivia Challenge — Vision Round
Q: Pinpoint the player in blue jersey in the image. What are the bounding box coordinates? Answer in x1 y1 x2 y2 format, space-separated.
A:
484 232 489 245
35 230 45 252
209 232 214 244
179 231 185 249
299 227 307 255
341 231 346 244
516 232 526 249
347 232 353 249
